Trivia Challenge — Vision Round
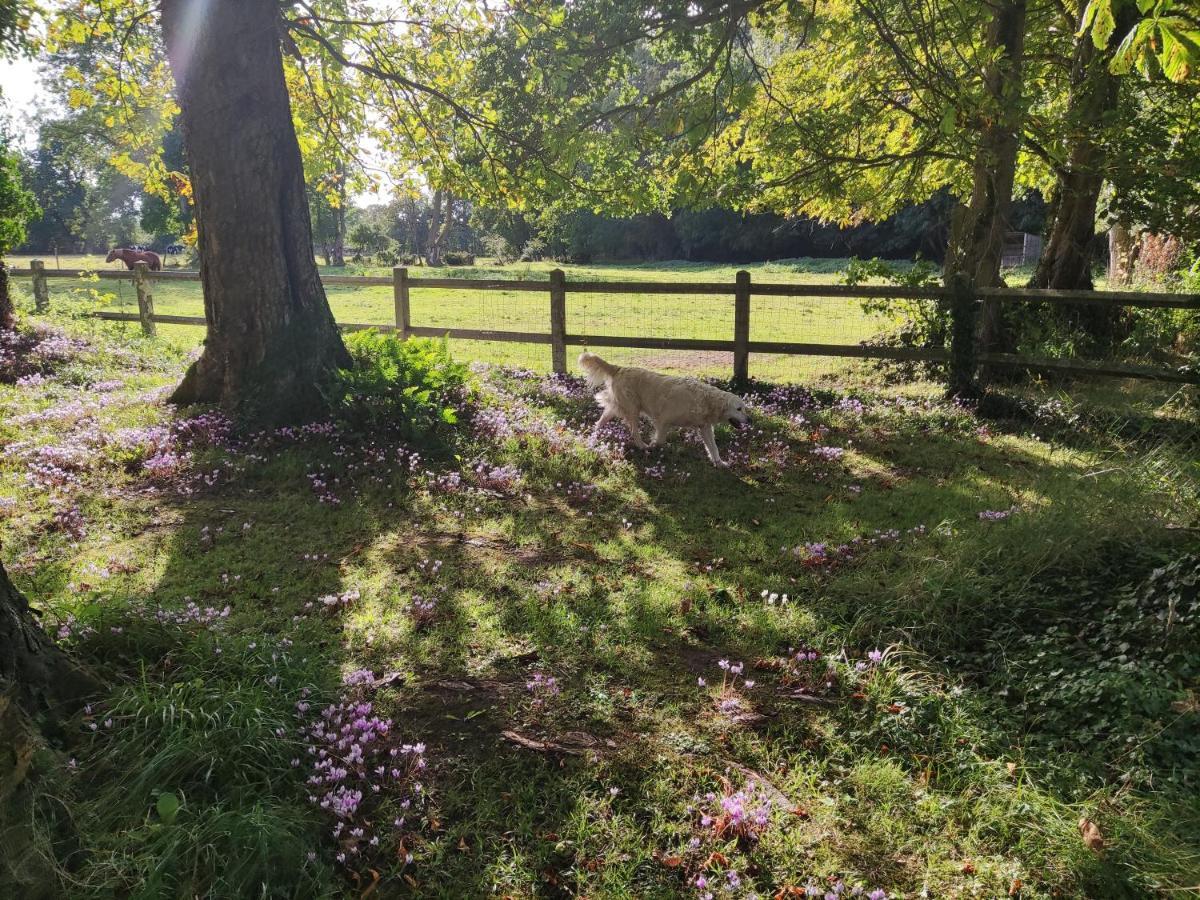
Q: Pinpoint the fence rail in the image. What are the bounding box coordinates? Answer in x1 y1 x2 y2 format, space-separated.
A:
12 260 1200 386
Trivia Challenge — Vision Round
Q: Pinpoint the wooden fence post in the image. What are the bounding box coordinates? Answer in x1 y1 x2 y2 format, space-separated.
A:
30 259 49 313
550 268 567 374
133 262 156 336
394 266 411 339
733 270 751 387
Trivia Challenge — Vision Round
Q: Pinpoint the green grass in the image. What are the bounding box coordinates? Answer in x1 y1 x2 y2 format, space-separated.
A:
5 254 1005 382
1 274 1198 898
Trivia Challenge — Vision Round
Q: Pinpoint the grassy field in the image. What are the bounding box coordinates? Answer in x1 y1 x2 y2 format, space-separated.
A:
1 294 1198 898
7 254 980 383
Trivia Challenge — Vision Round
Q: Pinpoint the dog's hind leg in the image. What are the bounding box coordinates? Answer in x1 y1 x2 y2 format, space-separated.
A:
622 409 647 448
698 425 727 467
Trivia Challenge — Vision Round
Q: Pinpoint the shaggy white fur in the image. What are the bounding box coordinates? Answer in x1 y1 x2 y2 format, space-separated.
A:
578 352 750 467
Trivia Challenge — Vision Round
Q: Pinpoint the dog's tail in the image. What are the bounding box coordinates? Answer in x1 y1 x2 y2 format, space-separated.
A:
578 351 618 388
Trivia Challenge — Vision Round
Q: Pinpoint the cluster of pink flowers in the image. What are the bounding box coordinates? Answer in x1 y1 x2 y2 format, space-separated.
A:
55 613 96 643
775 645 883 695
153 600 232 628
406 595 439 629
779 646 836 695
171 411 235 450
694 779 776 841
978 506 1017 521
298 676 428 869
699 659 756 718
317 588 361 611
1 324 89 384
685 776 778 898
559 481 598 504
525 671 560 708
800 881 886 899
472 461 524 493
536 372 592 402
306 465 342 504
50 502 87 541
855 648 886 672
426 470 465 494
810 445 846 462
790 524 927 570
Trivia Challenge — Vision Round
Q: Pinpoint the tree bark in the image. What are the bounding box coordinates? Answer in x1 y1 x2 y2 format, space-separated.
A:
424 191 457 266
944 0 1027 356
0 261 13 331
1029 15 1124 292
0 561 97 720
330 162 347 268
426 191 446 266
1107 221 1139 285
161 0 350 424
1 560 98 800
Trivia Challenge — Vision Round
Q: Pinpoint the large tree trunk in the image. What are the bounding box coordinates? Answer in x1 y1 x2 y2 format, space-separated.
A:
944 0 1027 358
0 261 13 331
330 162 347 268
0 561 97 715
1 559 97 801
1028 26 1119 292
161 0 350 424
1108 221 1139 285
424 191 456 266
1027 9 1135 351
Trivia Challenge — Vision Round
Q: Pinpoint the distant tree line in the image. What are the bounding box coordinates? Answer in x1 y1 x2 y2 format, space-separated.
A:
22 132 1051 266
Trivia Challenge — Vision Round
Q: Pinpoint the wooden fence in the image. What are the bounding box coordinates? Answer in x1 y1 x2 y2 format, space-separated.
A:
12 260 1200 385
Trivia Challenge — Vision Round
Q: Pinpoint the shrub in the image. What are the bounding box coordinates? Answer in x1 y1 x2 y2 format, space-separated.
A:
481 233 515 264
844 257 948 349
328 332 469 436
519 237 547 262
443 250 475 266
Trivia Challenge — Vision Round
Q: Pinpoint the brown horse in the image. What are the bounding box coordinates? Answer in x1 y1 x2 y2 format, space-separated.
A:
106 248 163 271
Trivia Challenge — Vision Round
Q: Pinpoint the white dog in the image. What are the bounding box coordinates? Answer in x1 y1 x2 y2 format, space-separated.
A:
578 352 750 467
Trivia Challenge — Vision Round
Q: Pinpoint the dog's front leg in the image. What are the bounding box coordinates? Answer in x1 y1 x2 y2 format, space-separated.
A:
651 422 674 447
594 407 615 430
624 412 648 448
699 425 727 467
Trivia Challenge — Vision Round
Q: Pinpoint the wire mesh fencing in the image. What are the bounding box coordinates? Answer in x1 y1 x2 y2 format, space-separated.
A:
567 288 735 378
9 262 1198 388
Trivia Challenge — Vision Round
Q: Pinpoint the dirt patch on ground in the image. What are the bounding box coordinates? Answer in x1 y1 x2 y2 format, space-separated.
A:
634 350 734 373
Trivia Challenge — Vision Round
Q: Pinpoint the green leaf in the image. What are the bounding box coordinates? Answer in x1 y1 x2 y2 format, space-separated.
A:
156 791 181 825
1082 0 1118 47
939 108 956 136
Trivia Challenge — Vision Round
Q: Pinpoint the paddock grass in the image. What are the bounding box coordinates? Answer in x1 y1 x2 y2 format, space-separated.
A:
6 254 1010 383
1 299 1198 899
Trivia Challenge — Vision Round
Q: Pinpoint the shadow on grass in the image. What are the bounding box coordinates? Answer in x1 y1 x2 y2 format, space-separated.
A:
7 361 1198 897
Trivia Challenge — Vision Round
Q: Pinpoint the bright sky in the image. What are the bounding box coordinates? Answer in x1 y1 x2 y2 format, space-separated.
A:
0 55 52 148
0 24 396 207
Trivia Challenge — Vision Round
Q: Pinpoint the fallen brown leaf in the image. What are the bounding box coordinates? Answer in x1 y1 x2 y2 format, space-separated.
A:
1079 817 1104 853
359 869 381 898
